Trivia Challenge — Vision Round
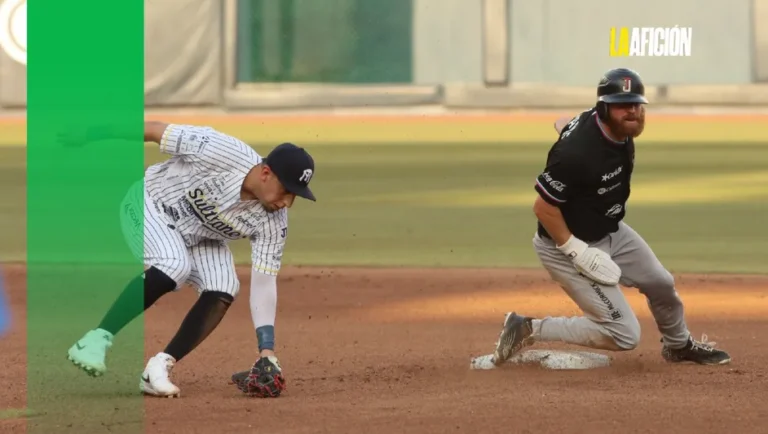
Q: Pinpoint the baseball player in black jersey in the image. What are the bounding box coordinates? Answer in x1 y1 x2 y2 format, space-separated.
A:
489 68 731 366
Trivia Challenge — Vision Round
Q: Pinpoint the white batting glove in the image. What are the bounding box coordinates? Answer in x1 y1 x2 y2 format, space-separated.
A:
556 235 621 286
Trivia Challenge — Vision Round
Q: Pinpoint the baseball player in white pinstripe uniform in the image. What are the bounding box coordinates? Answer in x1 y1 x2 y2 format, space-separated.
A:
63 121 316 398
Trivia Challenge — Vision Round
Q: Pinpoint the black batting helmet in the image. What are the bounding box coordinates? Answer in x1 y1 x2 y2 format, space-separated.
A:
596 68 648 120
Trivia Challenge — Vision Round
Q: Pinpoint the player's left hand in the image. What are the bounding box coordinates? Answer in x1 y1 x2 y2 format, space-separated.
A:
557 235 621 286
56 127 90 148
230 356 286 398
57 125 116 148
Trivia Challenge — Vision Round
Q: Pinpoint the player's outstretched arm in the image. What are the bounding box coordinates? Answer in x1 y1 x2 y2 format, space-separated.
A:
57 120 170 147
90 120 169 143
143 121 169 143
228 267 287 398
249 268 278 358
247 212 288 359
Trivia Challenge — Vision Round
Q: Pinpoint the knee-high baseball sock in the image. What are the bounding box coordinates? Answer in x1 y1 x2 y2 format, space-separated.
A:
97 267 177 337
163 291 234 362
531 317 622 350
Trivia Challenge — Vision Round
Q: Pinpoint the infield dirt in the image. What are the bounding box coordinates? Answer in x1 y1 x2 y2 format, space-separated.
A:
1 264 767 433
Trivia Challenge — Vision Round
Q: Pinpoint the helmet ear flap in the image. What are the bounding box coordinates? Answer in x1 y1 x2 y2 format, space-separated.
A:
596 101 609 121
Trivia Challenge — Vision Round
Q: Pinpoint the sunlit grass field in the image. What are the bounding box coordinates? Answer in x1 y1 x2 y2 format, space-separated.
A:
3 115 767 274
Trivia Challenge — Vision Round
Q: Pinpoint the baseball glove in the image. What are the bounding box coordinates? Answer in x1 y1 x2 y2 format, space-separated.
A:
230 356 286 398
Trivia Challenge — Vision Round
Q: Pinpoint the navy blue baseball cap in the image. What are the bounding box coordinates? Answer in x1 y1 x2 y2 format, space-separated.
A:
264 142 316 201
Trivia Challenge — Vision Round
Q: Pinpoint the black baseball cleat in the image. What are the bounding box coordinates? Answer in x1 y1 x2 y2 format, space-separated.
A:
661 334 731 365
491 312 535 366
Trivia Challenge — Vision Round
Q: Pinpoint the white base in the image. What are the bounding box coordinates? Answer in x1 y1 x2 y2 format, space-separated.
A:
470 349 612 371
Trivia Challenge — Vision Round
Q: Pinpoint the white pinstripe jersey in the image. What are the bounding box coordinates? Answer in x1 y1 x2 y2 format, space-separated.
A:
145 124 288 276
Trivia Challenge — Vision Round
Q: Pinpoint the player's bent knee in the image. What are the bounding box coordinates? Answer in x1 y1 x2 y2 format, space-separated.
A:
637 269 675 292
145 266 180 294
215 281 240 298
201 291 235 307
651 270 675 290
613 331 640 350
152 259 192 289
661 269 675 288
607 315 642 351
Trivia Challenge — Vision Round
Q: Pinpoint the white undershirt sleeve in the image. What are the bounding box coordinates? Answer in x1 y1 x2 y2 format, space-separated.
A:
250 268 277 330
248 207 287 351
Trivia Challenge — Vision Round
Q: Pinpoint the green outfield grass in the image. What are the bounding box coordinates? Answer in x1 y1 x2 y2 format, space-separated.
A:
229 140 767 275
3 119 767 274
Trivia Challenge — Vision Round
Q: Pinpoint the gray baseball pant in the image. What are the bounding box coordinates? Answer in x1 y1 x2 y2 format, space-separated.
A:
531 221 690 351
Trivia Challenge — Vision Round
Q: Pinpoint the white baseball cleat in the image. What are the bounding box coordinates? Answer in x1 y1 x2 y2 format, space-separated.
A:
67 328 114 377
140 352 181 398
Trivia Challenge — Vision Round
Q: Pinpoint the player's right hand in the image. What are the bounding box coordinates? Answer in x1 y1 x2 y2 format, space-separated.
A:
556 235 621 286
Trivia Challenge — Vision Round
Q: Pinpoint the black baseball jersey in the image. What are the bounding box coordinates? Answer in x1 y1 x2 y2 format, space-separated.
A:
534 108 635 243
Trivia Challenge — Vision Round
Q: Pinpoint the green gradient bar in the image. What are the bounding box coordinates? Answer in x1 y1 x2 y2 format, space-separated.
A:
27 1 145 432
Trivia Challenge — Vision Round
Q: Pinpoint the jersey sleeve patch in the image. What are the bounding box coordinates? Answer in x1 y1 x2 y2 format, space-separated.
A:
535 173 567 205
534 154 579 205
159 124 209 156
159 124 257 172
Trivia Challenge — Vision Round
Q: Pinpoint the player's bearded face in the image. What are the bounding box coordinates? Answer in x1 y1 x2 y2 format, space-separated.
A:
609 104 645 138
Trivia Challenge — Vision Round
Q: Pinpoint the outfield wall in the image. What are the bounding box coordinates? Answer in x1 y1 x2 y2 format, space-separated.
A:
1 0 767 110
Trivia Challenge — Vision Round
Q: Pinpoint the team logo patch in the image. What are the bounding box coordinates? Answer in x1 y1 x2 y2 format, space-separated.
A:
622 78 632 92
605 204 623 218
185 188 243 239
590 282 623 320
178 133 209 154
299 169 313 184
602 166 623 182
597 182 621 195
